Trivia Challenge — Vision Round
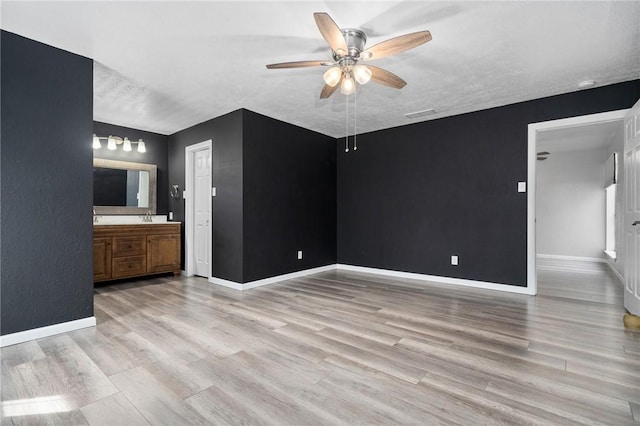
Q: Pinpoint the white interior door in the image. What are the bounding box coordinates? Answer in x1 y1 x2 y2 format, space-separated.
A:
185 139 212 278
624 99 640 316
194 148 211 277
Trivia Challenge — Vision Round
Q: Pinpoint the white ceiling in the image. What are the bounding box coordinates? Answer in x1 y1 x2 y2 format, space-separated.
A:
537 119 622 154
2 1 639 138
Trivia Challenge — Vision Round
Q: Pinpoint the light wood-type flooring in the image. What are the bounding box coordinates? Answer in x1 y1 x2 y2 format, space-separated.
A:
2 261 639 425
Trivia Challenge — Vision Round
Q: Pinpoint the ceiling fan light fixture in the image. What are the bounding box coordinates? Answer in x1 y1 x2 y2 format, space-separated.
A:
323 67 342 87
353 65 372 84
340 74 356 95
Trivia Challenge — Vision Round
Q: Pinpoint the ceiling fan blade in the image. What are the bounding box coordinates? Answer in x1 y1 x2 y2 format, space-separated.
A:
362 31 432 60
537 157 547 161
314 12 348 54
320 81 341 99
537 151 550 155
368 65 407 89
266 60 326 69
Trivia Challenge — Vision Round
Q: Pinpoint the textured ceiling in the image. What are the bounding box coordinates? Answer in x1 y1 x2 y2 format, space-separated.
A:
2 1 639 138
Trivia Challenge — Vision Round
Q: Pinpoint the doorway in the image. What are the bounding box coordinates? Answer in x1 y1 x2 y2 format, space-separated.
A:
185 140 212 278
527 109 628 294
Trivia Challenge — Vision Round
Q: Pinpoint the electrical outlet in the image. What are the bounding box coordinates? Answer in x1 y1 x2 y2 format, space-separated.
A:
518 182 527 193
451 255 459 266
297 250 303 260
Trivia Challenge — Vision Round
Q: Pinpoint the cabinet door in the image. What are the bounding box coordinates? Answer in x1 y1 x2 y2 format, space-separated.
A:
147 234 181 273
93 237 112 281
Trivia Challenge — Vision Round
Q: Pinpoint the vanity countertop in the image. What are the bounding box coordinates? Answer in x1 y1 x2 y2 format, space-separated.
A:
93 215 170 226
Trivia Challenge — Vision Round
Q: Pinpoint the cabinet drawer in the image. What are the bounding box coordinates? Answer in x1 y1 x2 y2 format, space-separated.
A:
112 255 147 278
113 236 146 257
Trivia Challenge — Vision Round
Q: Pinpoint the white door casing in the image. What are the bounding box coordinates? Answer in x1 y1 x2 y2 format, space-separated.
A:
185 140 212 278
527 109 628 296
624 99 640 316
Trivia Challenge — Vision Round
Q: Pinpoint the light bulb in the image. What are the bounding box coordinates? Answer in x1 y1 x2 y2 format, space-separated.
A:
107 136 117 151
137 139 146 153
92 134 101 149
353 65 372 84
323 67 342 87
340 75 356 95
123 137 132 152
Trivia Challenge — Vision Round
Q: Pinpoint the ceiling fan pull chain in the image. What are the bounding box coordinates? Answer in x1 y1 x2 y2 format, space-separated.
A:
345 91 349 152
354 89 358 151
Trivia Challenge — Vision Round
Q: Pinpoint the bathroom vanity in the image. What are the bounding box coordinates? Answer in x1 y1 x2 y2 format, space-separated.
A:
93 223 181 282
93 157 181 282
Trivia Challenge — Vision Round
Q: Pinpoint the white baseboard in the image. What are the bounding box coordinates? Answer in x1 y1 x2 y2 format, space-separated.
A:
605 260 625 285
336 264 536 295
209 265 337 291
536 254 605 263
0 316 96 348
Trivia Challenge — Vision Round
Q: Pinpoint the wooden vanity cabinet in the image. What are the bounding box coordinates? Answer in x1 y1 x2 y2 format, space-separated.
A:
93 223 181 282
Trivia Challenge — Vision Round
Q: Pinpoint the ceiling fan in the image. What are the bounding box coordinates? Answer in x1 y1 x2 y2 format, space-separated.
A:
266 12 432 99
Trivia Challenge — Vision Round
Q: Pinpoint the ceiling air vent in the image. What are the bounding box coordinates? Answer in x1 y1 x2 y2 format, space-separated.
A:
405 108 436 119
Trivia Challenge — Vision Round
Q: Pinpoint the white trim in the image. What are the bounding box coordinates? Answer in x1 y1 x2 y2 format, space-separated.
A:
337 264 536 295
603 250 617 260
605 260 625 285
0 317 96 348
208 263 537 294
527 109 628 298
209 265 336 291
536 254 606 263
184 140 213 278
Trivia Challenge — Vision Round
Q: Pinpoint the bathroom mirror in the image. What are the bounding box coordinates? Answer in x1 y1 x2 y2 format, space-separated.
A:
93 158 157 214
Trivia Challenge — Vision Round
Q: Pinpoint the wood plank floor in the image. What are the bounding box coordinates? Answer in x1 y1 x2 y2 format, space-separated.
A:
2 262 639 425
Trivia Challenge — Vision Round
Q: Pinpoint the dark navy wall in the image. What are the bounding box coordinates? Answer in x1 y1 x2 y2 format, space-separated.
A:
1 31 94 335
337 80 640 286
242 110 336 282
168 110 244 282
93 121 170 214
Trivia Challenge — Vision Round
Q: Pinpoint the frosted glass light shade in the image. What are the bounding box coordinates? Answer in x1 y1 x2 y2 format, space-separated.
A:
107 136 117 151
340 75 356 95
92 134 101 149
123 137 132 151
353 65 372 84
137 139 146 153
323 67 342 87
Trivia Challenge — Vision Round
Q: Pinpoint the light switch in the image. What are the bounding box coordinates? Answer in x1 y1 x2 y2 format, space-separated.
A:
518 182 527 193
212 187 217 197
182 190 187 199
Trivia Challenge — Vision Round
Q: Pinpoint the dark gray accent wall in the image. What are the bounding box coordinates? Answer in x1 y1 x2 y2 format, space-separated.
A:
93 121 170 214
1 31 94 335
167 109 337 283
243 110 336 282
168 110 244 282
337 80 640 286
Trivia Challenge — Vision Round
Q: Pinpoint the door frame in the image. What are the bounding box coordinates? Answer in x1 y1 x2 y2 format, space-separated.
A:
527 109 628 294
184 139 213 277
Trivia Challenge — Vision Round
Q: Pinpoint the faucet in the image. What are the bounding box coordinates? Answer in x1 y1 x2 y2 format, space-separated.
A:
93 209 99 224
142 210 152 222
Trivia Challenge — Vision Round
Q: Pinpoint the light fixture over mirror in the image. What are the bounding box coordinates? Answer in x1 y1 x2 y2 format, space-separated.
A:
93 134 146 153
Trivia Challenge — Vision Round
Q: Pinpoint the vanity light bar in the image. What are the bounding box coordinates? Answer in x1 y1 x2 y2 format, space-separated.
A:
93 134 146 153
